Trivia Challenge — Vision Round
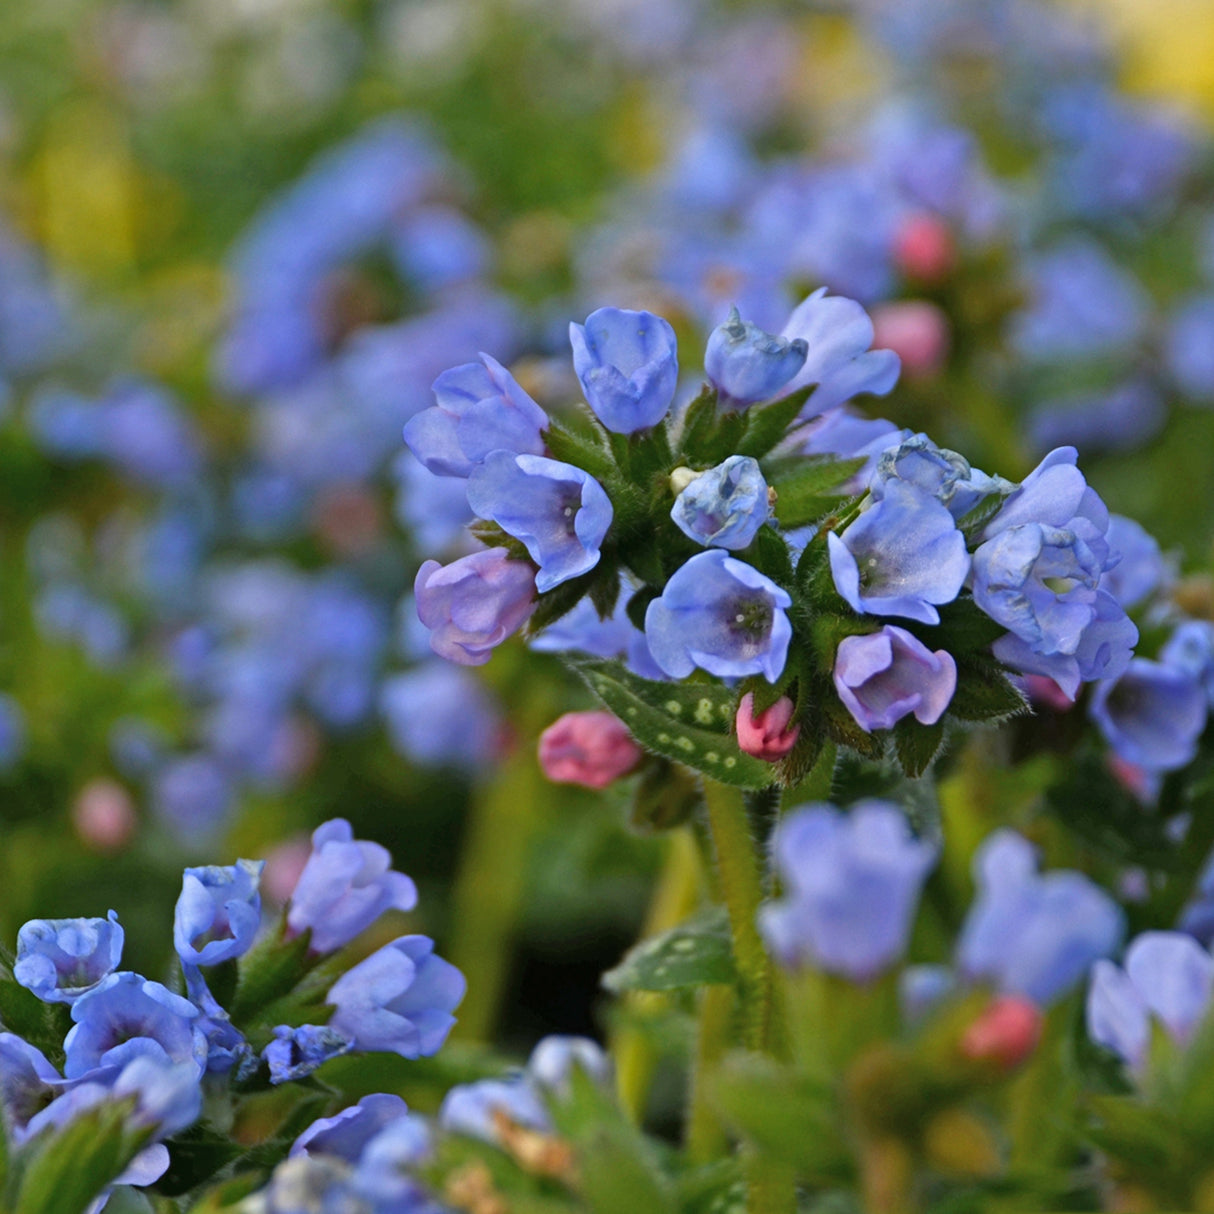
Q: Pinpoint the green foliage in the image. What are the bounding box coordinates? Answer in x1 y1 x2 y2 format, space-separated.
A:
766 459 865 530
603 908 735 993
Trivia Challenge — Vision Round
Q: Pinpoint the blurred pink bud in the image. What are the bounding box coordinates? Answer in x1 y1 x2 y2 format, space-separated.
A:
1107 754 1161 804
735 692 800 761
312 485 384 558
72 779 137 853
538 711 642 790
960 996 1042 1070
871 301 950 379
262 833 315 905
1023 674 1074 713
893 213 956 283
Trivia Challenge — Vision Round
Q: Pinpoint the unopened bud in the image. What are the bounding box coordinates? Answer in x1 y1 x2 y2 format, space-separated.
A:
669 466 702 495
72 779 137 853
735 692 800 761
538 711 643 790
871 301 950 379
893 213 956 283
960 995 1042 1071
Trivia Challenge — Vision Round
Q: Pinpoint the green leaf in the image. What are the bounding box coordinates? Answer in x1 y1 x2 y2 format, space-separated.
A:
629 758 703 833
742 526 794 588
735 387 813 460
625 586 659 632
589 564 622 618
0 973 70 1063
229 918 315 1025
767 457 866 530
603 908 734 993
893 718 946 778
674 386 722 461
543 419 616 480
929 596 1008 655
155 1125 247 1197
947 660 1028 723
956 490 1011 541
578 1122 677 1214
525 568 602 635
566 658 774 788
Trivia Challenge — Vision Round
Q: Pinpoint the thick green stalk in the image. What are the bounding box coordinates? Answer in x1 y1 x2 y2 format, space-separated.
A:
685 982 734 1162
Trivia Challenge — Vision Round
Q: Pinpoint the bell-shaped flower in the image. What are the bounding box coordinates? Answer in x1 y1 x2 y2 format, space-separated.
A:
13 910 124 1004
704 308 807 407
293 1093 412 1162
779 288 901 417
173 859 264 968
466 452 613 593
1161 619 1214 705
415 548 536 666
403 353 548 478
956 831 1123 1006
569 307 679 433
327 935 466 1058
0 1033 62 1128
63 972 208 1080
1090 658 1207 773
287 818 418 954
759 801 937 981
828 481 970 624
1087 932 1214 1071
645 550 792 682
670 456 770 550
834 626 957 731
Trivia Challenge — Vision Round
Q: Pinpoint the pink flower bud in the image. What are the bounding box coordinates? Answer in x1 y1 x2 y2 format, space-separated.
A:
1023 674 1074 713
538 711 642 790
871 301 950 380
72 779 137 853
893 213 956 283
735 692 800 761
960 996 1042 1071
262 833 315 905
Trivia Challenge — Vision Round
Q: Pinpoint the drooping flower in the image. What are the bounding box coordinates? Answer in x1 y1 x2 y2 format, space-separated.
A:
735 693 800 761
569 307 679 433
403 353 548 478
13 910 125 1004
466 452 613 593
759 801 937 981
414 548 536 666
1089 658 1207 773
287 818 419 954
670 455 770 550
327 936 466 1058
1087 932 1214 1071
957 831 1123 1006
173 860 265 969
704 307 808 407
538 711 642 790
833 626 957 732
828 480 970 624
645 550 792 682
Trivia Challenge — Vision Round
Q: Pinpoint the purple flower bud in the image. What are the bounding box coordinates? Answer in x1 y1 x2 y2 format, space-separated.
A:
1088 932 1214 1070
704 307 808 406
759 801 937 981
1090 658 1208 773
173 859 265 968
264 1024 354 1084
415 549 536 666
645 550 792 682
957 831 1122 1006
834 626 957 732
287 818 418 954
14 910 124 1004
327 935 466 1058
671 456 770 549
403 353 548 478
828 481 969 624
569 307 679 433
466 452 613 593
64 972 207 1081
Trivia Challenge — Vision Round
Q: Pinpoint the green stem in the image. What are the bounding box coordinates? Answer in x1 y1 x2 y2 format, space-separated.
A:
685 982 734 1162
701 781 771 1053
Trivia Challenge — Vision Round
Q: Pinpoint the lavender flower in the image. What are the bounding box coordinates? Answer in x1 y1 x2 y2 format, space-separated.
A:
670 456 770 549
1090 659 1207 773
705 307 807 406
173 859 264 968
834 626 957 731
13 910 124 1004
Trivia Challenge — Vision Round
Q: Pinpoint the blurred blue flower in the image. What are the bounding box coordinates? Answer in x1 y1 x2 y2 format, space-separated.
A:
152 753 233 844
0 694 27 772
14 911 124 1004
1161 619 1214 705
645 549 792 681
380 663 500 769
1101 515 1168 612
671 455 770 549
439 1076 549 1141
1027 380 1166 456
467 452 613 593
759 801 937 980
957 830 1123 1006
327 935 466 1058
1166 295 1214 404
1090 658 1207 773
569 307 679 433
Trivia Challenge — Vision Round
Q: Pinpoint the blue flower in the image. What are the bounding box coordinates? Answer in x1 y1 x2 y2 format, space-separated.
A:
403 353 548 478
833 626 957 732
671 456 770 550
759 801 937 981
173 859 265 968
1090 658 1208 773
569 307 679 433
13 910 124 1004
1166 295 1214 403
1101 515 1168 611
528 1035 612 1095
293 1093 412 1162
327 935 466 1058
1160 620 1214 705
869 433 1010 518
1088 932 1214 1071
264 1024 354 1084
828 480 969 624
0 1033 62 1128
957 831 1123 1007
287 818 419 953
439 1076 549 1142
0 693 26 772
64 972 207 1081
644 550 792 682
466 452 613 593
704 307 808 407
